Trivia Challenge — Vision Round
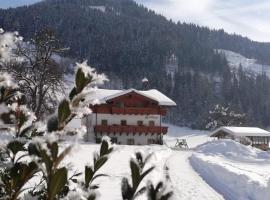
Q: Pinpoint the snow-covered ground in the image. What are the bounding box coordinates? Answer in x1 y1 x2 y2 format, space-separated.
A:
62 125 217 200
164 124 211 148
63 125 270 200
65 144 172 199
2 124 270 199
167 151 224 200
190 140 270 200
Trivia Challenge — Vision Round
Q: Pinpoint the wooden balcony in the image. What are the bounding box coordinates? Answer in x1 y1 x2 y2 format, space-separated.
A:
94 125 168 134
111 107 166 115
91 105 167 115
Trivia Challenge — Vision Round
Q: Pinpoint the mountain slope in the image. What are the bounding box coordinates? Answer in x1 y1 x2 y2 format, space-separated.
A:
217 49 270 77
1 0 270 128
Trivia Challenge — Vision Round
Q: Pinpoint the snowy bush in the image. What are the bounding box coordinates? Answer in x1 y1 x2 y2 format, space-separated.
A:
0 29 23 63
121 152 173 200
0 58 112 200
0 72 37 138
205 104 246 130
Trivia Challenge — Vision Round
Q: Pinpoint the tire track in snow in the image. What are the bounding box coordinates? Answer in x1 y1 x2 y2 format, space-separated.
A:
166 151 225 200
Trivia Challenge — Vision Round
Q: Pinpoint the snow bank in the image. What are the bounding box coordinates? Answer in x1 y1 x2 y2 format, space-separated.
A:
191 140 270 200
190 155 270 200
196 139 270 161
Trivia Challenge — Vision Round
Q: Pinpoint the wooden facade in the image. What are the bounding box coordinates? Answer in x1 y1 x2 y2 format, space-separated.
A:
210 127 270 150
85 90 174 145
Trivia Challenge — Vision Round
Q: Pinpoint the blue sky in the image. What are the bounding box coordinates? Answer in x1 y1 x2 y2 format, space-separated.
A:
1 0 269 42
0 0 42 8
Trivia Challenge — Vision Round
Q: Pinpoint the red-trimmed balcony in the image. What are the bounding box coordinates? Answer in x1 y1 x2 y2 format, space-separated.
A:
94 125 168 134
92 105 167 115
122 126 136 132
111 107 167 115
136 126 148 133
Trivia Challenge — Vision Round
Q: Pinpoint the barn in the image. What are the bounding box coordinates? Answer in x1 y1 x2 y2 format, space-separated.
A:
210 126 270 150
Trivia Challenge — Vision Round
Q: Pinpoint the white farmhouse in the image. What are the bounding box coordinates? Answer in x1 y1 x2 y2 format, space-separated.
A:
82 88 176 145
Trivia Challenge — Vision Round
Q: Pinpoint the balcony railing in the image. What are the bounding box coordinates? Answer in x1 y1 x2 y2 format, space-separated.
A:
111 107 166 115
92 105 167 115
94 125 168 134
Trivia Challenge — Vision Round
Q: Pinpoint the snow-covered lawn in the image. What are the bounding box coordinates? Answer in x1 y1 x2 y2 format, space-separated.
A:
63 125 222 200
164 124 211 148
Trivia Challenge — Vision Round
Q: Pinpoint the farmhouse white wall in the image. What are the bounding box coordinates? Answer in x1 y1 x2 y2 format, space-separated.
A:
82 113 164 144
95 133 162 145
82 114 96 142
66 117 82 129
95 114 161 126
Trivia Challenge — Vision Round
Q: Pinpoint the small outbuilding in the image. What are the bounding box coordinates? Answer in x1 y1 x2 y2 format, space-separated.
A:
210 126 270 150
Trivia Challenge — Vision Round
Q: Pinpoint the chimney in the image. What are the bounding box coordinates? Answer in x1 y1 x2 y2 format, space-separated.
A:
142 77 149 90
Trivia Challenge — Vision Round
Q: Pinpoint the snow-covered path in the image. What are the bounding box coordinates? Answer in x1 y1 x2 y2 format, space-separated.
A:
166 151 225 200
66 143 225 200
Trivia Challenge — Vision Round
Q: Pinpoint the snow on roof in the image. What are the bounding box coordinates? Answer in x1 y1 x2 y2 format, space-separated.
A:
142 77 148 82
139 89 176 106
88 88 176 106
85 88 121 104
210 126 270 137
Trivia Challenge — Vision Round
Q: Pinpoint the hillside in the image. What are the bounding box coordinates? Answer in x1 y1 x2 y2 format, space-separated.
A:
1 0 270 128
217 49 270 77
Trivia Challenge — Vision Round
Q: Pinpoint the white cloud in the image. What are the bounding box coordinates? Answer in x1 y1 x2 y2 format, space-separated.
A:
136 0 270 42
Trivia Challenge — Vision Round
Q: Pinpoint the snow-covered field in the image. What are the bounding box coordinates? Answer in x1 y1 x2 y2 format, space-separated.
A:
63 125 216 200
2 124 270 199
61 124 270 200
163 124 211 148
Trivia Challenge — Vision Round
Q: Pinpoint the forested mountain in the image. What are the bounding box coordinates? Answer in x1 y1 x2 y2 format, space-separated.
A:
1 0 270 128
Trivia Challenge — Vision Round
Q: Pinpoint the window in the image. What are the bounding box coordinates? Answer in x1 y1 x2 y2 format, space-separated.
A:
147 139 156 144
121 120 127 126
127 138 135 145
116 102 124 108
111 137 118 144
149 121 155 126
137 121 143 126
101 120 108 125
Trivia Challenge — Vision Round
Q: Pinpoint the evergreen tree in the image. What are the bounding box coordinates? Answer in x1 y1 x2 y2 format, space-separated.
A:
205 104 246 130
